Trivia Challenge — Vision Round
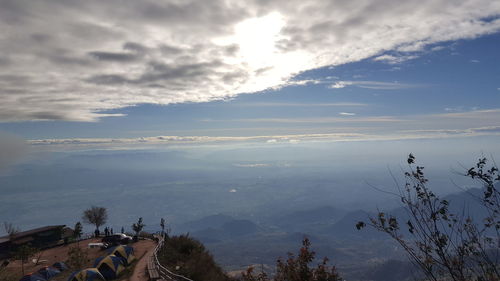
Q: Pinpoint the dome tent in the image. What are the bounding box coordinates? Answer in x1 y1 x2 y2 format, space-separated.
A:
107 245 135 265
93 255 125 279
52 261 69 272
37 266 60 280
19 273 47 281
67 268 105 281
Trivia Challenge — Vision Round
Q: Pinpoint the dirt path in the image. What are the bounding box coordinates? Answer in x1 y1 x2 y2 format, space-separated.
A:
126 239 156 281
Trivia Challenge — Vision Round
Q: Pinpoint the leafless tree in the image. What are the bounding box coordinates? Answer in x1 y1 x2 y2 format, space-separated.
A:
3 222 19 240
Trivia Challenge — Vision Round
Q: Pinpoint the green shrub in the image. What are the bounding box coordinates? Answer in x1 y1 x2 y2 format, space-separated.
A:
158 234 234 281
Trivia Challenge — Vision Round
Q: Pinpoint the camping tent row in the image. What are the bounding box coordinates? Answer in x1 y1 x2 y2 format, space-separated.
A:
19 262 69 281
68 245 135 281
108 244 135 265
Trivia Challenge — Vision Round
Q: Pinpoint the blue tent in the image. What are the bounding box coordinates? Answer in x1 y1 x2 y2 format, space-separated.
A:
93 255 125 280
52 261 69 272
37 266 61 280
67 268 105 281
107 245 135 265
19 273 47 281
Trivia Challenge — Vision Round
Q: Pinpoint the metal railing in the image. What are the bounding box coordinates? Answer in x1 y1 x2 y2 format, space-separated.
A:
150 235 194 281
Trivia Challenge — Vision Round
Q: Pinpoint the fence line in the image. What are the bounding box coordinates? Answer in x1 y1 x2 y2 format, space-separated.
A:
149 235 194 281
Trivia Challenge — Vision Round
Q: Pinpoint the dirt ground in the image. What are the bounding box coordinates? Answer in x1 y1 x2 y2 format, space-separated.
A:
121 239 155 281
1 238 156 281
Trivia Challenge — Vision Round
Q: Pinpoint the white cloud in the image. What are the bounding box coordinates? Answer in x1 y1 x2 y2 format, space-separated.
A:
339 112 356 116
231 102 367 107
329 80 416 90
234 163 270 167
221 116 403 123
1 0 500 121
396 41 426 52
444 106 481 112
329 81 353 89
470 59 480 63
444 106 464 112
28 133 369 148
431 46 446 51
26 127 500 151
399 126 500 136
24 108 500 150
373 54 419 64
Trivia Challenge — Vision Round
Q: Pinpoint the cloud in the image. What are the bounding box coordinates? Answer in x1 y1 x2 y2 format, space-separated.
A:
444 106 465 112
1 0 500 121
330 81 352 89
27 133 368 148
25 125 500 151
470 126 500 133
230 102 368 107
207 116 404 123
400 126 500 136
329 80 416 90
339 112 356 116
23 108 500 150
88 51 140 62
373 54 419 64
431 46 446 52
396 42 427 52
234 163 270 167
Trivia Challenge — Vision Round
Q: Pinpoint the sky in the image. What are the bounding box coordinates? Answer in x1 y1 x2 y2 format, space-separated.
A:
1 0 500 237
0 0 499 169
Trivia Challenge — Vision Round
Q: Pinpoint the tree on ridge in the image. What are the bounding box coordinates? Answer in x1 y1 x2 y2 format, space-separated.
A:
82 206 107 232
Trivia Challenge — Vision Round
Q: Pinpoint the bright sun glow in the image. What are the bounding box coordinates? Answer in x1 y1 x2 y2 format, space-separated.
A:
214 12 313 93
231 12 285 68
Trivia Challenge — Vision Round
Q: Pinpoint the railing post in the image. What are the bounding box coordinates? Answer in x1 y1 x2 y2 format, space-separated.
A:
151 234 194 281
